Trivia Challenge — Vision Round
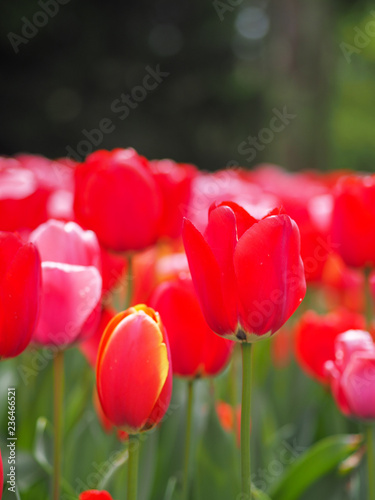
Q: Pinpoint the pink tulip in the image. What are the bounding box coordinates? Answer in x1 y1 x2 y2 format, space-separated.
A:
30 220 102 347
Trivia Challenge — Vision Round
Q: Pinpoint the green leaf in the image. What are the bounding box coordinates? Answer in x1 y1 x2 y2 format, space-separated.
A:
97 446 129 490
33 417 53 475
268 434 363 500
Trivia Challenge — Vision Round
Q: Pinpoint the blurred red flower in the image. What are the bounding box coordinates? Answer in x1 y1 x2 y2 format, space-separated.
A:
150 274 233 378
0 232 41 358
295 309 366 384
331 175 375 268
74 148 163 252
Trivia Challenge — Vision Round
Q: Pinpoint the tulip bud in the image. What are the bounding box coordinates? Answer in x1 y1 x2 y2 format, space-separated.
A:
0 232 41 358
96 305 172 433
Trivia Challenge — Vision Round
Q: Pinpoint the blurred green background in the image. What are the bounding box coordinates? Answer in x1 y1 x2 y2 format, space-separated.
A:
1 0 375 171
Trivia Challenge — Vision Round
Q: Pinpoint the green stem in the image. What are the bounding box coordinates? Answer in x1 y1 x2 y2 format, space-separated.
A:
128 435 139 500
230 345 239 446
366 424 375 500
241 343 253 499
126 253 134 310
182 380 194 500
53 350 64 500
365 267 372 329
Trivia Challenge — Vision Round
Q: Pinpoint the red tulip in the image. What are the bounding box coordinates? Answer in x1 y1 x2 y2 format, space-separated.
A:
331 175 375 268
0 232 41 358
182 202 306 342
150 275 233 378
74 149 162 252
79 491 114 500
149 159 197 239
325 330 375 419
96 305 172 433
295 309 366 385
30 220 102 347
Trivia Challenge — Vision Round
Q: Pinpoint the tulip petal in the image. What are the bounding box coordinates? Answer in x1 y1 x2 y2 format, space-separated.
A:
34 263 102 346
0 232 23 285
30 219 100 268
97 311 169 430
183 218 236 335
234 215 306 336
210 201 257 238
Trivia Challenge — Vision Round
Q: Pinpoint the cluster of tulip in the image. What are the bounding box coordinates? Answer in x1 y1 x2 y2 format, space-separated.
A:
0 149 375 500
